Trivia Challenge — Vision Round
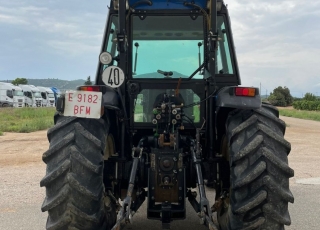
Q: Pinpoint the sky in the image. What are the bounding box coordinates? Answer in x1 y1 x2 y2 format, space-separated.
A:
0 0 319 97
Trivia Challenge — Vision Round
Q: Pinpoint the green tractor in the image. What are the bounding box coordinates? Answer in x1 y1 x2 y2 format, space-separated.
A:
40 0 294 229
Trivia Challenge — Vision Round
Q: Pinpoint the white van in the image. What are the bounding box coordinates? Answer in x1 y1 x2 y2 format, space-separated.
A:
19 85 43 107
0 82 25 107
37 86 55 107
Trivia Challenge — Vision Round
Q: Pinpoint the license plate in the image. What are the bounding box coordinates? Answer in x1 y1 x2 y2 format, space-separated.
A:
64 90 102 119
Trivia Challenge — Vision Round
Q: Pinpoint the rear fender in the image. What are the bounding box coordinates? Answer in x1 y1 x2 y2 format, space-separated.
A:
216 86 261 110
214 86 261 154
102 86 121 110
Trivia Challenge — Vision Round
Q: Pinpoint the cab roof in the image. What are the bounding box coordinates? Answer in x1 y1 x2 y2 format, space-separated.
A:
129 0 207 10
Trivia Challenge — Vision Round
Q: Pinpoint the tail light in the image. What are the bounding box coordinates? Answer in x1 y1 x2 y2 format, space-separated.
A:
77 86 101 92
234 87 257 97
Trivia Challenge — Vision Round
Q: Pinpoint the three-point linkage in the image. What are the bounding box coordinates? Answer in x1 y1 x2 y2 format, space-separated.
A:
112 147 143 230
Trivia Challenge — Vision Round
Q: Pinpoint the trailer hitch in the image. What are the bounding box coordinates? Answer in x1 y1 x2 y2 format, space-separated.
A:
111 147 143 230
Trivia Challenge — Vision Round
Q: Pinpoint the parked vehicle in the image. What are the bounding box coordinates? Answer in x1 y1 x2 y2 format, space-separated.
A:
0 82 25 107
50 87 60 106
19 85 43 107
37 86 55 107
41 0 294 229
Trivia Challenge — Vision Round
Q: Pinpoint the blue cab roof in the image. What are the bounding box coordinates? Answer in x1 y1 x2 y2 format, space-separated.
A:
128 0 207 10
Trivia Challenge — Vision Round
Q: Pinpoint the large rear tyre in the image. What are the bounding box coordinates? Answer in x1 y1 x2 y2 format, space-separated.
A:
40 115 116 230
218 103 294 230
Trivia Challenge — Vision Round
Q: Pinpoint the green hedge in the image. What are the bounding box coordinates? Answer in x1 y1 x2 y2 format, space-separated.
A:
292 100 320 111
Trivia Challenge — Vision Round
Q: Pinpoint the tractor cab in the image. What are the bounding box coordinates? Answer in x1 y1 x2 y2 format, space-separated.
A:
96 0 239 84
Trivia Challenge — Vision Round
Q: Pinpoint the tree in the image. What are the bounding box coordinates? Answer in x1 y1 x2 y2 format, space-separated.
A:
268 86 293 107
84 76 92 85
268 91 287 107
12 78 28 85
303 93 317 101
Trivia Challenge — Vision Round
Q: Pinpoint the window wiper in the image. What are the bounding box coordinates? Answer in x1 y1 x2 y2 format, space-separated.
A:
157 70 173 78
133 42 139 75
187 62 205 80
187 42 204 80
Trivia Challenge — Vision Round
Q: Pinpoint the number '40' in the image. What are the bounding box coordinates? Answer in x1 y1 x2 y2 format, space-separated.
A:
108 68 120 86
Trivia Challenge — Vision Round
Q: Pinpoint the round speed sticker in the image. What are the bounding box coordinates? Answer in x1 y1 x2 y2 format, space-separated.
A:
102 66 125 88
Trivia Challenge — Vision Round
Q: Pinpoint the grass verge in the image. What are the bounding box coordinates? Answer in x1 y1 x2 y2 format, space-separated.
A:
278 108 320 122
0 107 56 134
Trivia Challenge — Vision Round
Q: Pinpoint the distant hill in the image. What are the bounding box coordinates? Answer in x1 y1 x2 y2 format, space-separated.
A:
26 79 87 91
0 78 88 92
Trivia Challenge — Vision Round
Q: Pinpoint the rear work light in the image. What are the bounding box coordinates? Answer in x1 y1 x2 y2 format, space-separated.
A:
234 87 257 97
77 86 101 92
76 85 114 94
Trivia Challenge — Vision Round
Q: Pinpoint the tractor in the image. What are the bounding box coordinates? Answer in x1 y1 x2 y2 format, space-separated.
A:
40 0 294 229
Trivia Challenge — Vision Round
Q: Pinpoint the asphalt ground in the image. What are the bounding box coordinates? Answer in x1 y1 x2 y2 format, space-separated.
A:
0 184 318 230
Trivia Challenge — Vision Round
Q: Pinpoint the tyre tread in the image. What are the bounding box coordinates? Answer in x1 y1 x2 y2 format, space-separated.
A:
222 104 294 230
41 116 110 230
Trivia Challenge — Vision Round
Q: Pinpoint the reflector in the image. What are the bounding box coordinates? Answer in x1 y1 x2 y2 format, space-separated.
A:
248 88 256 96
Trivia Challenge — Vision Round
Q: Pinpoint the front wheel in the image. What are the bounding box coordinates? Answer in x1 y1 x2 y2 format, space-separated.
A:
40 115 116 230
218 104 294 230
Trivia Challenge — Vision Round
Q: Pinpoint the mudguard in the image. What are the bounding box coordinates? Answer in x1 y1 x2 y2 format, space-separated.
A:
102 86 121 110
216 86 261 110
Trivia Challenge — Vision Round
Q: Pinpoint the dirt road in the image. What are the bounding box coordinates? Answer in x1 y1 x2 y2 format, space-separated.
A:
0 131 47 213
282 116 320 180
0 131 48 166
1 115 319 179
0 116 319 229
